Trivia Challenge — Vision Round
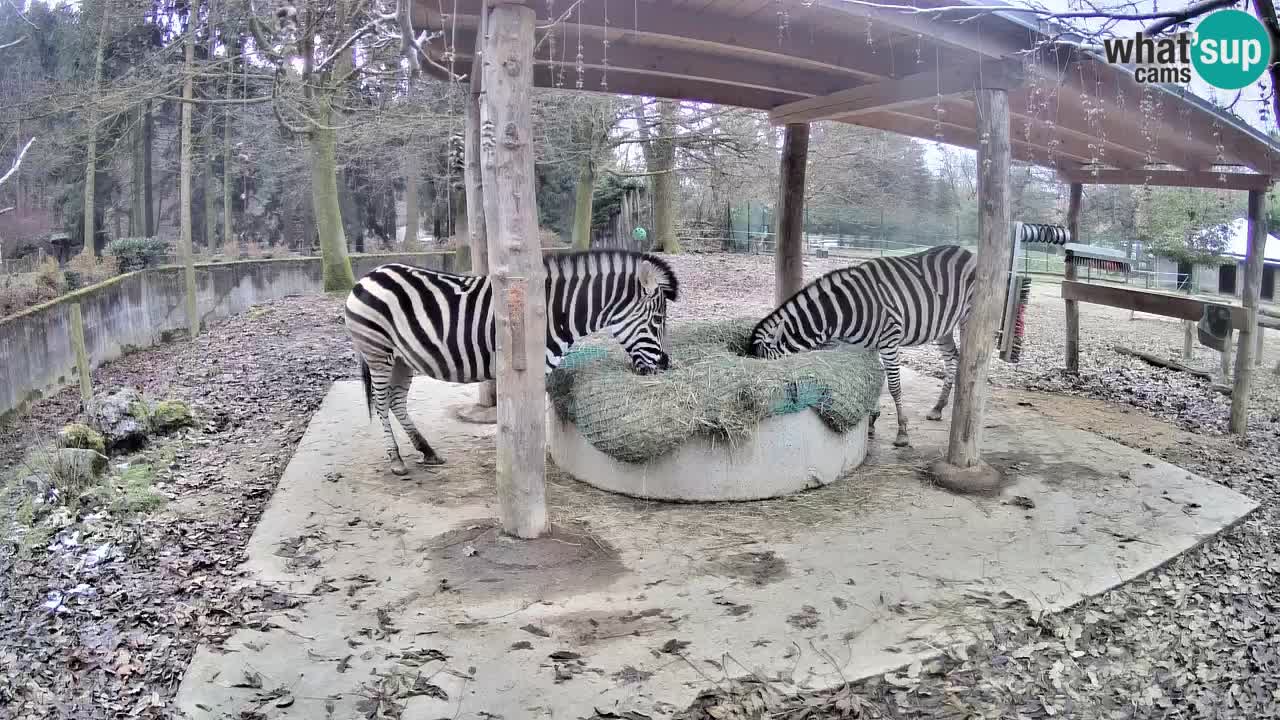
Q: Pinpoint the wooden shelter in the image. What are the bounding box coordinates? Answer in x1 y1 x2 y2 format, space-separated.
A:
411 0 1280 537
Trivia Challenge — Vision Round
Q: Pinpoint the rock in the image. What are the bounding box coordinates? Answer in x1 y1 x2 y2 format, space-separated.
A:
21 473 51 497
56 423 106 454
150 399 194 434
51 448 108 491
86 388 149 452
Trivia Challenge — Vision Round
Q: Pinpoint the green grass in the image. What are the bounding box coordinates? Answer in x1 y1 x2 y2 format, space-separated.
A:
112 461 166 515
2 440 171 559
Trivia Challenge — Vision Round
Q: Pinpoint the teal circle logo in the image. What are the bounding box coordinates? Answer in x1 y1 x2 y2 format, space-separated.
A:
1191 9 1272 90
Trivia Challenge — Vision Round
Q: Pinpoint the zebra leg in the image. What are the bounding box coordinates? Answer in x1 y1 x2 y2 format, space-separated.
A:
369 359 408 476
867 374 883 437
389 360 444 466
927 333 960 421
879 348 910 447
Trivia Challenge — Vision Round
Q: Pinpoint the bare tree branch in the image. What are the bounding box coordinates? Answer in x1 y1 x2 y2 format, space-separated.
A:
1145 0 1241 33
0 35 25 52
0 136 34 188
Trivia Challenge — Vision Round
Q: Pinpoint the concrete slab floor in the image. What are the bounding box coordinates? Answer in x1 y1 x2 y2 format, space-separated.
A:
175 369 1257 719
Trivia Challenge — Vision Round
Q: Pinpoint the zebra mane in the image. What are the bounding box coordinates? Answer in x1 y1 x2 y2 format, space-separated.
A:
750 263 855 341
543 250 680 301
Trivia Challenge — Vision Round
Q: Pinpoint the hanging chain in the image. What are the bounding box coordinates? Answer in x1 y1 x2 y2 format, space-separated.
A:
575 2 584 89
600 0 609 90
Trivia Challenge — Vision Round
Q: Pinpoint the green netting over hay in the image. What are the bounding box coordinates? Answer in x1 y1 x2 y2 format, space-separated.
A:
547 318 884 464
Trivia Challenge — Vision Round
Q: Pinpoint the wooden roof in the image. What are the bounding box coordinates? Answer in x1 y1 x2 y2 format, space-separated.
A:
414 0 1280 182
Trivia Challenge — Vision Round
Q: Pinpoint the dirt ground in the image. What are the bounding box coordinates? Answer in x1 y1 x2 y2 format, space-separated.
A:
1 251 1278 719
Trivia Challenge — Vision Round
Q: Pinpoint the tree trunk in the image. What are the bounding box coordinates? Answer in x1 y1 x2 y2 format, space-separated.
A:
179 27 199 338
311 123 355 292
635 100 681 253
307 3 356 293
204 131 217 251
131 107 145 237
222 110 234 255
404 154 420 247
13 119 22 215
452 188 468 266
82 0 111 257
652 102 679 253
144 101 155 237
570 155 595 250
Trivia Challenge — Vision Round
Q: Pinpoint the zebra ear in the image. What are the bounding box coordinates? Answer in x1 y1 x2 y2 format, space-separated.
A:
637 260 660 294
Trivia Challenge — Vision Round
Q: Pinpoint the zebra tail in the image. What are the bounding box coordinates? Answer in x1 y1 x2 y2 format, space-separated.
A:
360 358 372 421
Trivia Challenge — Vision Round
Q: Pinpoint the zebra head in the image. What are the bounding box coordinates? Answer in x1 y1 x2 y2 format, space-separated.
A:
606 255 679 375
748 315 789 360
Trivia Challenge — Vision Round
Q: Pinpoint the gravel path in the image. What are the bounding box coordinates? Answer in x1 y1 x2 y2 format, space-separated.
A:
1 251 1277 719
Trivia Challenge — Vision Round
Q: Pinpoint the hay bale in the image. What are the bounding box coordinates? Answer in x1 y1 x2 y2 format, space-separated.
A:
547 318 883 464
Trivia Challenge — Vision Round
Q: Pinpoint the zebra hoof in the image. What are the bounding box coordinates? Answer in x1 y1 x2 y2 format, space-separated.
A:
419 455 445 466
390 463 409 477
926 410 943 421
893 435 910 448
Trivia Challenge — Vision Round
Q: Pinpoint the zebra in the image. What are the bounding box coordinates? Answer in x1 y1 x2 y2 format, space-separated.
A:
344 249 680 475
748 244 975 448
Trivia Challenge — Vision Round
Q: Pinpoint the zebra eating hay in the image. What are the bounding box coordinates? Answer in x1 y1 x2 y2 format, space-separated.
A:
344 250 680 476
749 244 975 448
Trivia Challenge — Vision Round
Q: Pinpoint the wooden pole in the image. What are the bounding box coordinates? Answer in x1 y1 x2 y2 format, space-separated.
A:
1064 183 1082 373
1220 330 1233 381
1230 189 1267 434
480 3 548 539
1257 326 1265 366
775 122 809 305
945 87 1011 470
466 7 496 411
69 303 93 404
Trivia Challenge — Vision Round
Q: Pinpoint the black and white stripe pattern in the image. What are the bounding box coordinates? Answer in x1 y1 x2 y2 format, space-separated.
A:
344 250 679 475
749 244 975 447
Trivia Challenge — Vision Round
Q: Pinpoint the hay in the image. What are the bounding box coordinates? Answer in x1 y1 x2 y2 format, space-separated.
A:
547 318 884 464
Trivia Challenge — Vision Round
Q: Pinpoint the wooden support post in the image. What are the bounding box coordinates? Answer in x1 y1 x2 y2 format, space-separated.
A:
1257 327 1265 366
1230 189 1267 434
465 10 496 412
69 303 93 404
934 86 1011 492
479 3 548 539
1063 183 1082 373
1220 330 1233 381
775 122 809 305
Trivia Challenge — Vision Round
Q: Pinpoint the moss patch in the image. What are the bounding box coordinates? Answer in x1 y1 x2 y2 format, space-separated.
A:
150 399 194 434
57 423 106 454
112 462 166 514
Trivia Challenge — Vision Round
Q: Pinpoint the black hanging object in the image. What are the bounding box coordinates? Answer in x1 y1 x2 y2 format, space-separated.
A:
1018 223 1070 245
1197 305 1233 351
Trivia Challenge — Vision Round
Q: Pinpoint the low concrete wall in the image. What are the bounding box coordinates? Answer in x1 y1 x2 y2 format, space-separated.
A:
0 252 460 420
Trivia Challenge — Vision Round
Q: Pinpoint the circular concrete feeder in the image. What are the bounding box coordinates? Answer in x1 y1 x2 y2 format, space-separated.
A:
549 409 869 502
